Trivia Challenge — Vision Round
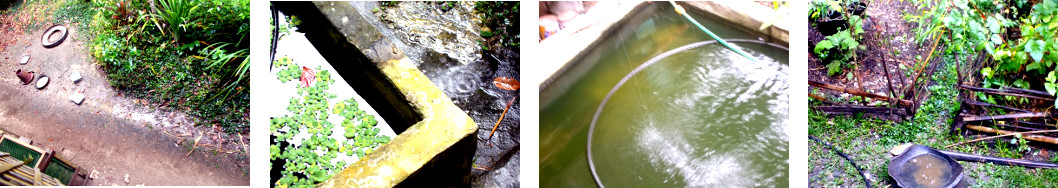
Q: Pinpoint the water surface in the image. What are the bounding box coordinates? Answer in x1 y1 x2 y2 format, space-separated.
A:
540 3 789 187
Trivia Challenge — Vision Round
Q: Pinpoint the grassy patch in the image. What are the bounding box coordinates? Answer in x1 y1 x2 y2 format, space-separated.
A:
53 0 248 133
809 56 1058 186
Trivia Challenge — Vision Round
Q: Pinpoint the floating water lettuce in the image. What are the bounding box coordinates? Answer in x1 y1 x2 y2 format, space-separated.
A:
270 56 392 187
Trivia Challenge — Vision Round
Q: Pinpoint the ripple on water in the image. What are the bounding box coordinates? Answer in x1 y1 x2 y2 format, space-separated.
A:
591 45 788 187
433 67 482 99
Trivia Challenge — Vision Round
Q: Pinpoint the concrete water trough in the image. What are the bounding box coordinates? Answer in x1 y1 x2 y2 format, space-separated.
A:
538 1 789 187
272 2 478 187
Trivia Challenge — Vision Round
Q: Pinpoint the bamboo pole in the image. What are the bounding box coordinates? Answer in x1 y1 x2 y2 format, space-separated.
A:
813 105 907 115
959 85 1055 101
961 112 1051 122
809 93 829 102
809 80 913 106
1000 86 1054 97
882 52 899 101
903 33 942 99
959 98 1031 113
939 149 1058 169
963 125 1058 145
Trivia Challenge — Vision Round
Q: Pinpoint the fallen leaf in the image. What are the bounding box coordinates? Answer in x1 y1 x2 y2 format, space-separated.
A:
300 66 316 88
493 77 520 91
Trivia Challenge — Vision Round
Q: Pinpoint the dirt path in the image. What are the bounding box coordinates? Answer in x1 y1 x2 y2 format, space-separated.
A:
0 22 249 185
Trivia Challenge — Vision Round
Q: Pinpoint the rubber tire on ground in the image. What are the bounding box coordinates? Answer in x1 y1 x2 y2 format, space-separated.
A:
41 25 67 48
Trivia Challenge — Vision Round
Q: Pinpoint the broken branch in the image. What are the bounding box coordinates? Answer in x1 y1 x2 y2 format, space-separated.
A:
187 132 202 157
488 97 517 142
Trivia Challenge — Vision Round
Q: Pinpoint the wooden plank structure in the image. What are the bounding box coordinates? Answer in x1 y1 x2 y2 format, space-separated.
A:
809 33 945 121
0 152 63 186
809 46 941 121
953 50 1058 145
0 129 87 186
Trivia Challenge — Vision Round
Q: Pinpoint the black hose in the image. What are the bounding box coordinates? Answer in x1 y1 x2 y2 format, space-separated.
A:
587 39 787 188
809 135 872 188
270 3 279 71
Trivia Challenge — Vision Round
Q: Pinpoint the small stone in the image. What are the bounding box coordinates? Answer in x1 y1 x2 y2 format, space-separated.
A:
17 136 31 144
19 55 28 65
71 72 82 83
70 93 84 105
124 173 129 184
89 170 98 180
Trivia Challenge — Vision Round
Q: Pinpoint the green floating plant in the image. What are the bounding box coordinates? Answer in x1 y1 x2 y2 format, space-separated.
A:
269 56 392 187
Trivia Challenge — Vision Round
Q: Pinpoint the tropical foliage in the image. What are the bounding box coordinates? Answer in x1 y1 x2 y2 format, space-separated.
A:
65 0 250 133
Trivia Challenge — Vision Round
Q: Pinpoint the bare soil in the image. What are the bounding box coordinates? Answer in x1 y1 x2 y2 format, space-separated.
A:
808 0 925 104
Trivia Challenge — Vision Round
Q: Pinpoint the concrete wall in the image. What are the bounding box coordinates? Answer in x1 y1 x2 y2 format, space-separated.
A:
536 1 790 91
272 2 478 187
679 1 789 45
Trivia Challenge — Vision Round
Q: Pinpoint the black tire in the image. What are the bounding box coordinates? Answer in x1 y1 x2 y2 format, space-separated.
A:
41 25 67 48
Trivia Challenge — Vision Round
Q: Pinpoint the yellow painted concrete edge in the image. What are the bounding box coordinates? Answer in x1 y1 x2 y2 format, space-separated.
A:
319 58 477 188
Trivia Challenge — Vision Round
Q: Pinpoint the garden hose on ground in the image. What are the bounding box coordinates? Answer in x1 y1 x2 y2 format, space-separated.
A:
668 1 762 64
809 135 872 188
586 39 786 188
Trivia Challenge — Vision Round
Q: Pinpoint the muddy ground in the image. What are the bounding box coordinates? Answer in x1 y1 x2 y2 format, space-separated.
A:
0 5 248 186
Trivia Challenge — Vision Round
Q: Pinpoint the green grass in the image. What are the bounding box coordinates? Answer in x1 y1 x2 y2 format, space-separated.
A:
809 55 1058 187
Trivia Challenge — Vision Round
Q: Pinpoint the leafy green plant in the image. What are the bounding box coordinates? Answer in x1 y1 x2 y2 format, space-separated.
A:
810 0 865 77
474 1 519 48
202 42 249 99
914 0 1058 105
814 14 864 77
73 0 250 133
153 0 201 42
808 0 843 23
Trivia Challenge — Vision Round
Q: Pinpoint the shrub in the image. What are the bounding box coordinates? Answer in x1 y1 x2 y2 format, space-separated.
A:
73 0 250 133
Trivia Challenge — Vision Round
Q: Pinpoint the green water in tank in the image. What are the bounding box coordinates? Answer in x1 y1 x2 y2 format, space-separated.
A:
539 3 789 187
